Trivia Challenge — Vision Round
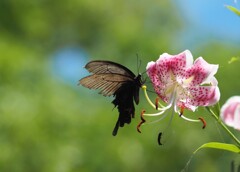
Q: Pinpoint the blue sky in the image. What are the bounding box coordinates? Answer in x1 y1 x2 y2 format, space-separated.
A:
174 0 240 48
51 47 88 86
51 0 240 85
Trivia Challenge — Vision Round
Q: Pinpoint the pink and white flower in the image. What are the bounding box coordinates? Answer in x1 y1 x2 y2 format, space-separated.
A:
147 49 220 111
220 96 240 130
140 50 220 127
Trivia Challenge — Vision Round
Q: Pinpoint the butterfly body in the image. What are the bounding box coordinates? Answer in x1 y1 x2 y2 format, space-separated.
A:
79 60 143 136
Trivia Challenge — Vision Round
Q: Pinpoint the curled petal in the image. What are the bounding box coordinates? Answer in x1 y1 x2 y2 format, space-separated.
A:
156 50 193 79
221 96 240 130
146 61 157 83
185 57 219 86
158 50 193 68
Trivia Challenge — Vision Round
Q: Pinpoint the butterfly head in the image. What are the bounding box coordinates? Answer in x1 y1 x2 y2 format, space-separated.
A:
135 73 145 87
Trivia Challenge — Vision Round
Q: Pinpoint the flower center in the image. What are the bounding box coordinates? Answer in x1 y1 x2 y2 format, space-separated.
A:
137 85 206 133
166 75 195 111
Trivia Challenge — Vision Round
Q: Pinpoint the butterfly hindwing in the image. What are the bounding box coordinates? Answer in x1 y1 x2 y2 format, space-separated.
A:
112 81 138 136
79 73 134 96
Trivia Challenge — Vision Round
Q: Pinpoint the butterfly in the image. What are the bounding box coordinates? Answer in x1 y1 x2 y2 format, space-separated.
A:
79 60 144 136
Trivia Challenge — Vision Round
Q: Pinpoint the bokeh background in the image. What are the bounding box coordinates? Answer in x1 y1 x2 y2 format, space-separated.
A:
0 0 240 171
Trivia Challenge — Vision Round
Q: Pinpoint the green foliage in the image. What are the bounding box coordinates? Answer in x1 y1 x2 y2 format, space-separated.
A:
194 142 240 154
0 0 240 172
226 5 240 17
228 56 240 64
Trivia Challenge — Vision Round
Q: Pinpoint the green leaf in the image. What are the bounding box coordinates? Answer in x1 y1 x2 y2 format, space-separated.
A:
228 56 240 64
225 5 240 16
194 142 240 154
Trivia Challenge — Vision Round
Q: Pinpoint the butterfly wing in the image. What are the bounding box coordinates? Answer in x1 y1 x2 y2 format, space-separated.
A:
79 73 133 97
112 81 139 136
84 60 136 77
79 60 143 136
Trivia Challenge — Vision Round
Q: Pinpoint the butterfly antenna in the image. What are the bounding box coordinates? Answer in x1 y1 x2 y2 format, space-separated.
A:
141 75 156 93
139 60 142 74
143 76 153 84
141 68 148 75
136 53 141 74
146 88 157 95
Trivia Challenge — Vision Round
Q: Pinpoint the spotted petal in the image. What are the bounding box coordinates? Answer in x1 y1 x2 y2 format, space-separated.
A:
156 50 193 78
147 50 220 112
185 57 219 86
147 50 194 102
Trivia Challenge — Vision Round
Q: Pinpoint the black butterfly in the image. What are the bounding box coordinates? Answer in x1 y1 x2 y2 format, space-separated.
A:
79 60 144 136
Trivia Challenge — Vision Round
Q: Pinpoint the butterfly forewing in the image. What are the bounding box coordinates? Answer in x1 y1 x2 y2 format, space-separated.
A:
79 60 144 136
85 60 136 78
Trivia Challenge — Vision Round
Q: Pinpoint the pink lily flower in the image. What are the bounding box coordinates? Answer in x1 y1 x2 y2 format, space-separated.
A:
139 50 220 128
220 96 240 130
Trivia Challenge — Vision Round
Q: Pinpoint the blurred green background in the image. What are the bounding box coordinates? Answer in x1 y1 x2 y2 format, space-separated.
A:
0 0 240 172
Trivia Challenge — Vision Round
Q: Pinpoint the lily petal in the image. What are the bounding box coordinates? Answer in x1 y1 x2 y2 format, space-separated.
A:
221 96 240 130
187 85 220 107
234 106 240 130
185 57 219 86
147 49 220 112
155 50 193 79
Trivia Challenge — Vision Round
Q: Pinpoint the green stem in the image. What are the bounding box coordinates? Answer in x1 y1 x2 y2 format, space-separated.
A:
207 107 240 147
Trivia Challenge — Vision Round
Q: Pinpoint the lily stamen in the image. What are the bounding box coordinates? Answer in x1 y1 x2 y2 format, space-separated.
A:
144 112 169 125
141 84 208 130
143 110 165 117
180 114 203 123
198 117 207 129
137 110 146 133
142 85 173 111
155 97 159 110
138 50 219 134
